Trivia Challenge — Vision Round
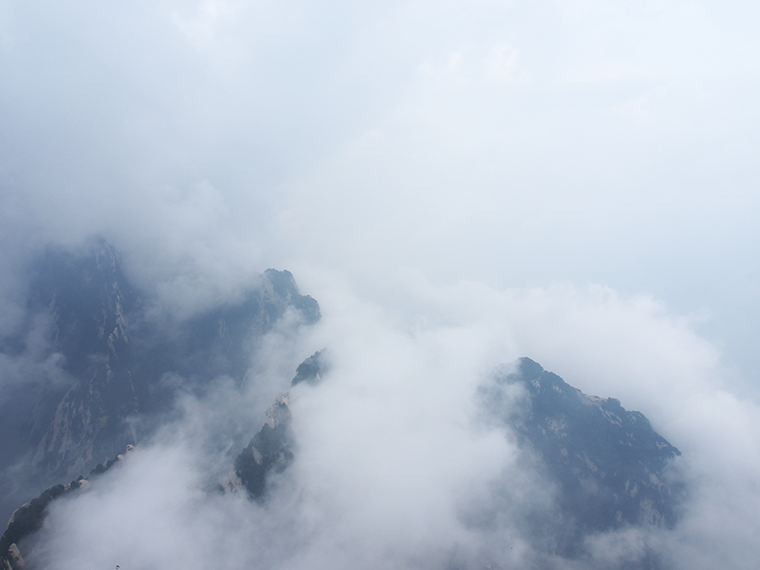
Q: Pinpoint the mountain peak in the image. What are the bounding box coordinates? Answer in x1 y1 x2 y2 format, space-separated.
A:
483 358 682 540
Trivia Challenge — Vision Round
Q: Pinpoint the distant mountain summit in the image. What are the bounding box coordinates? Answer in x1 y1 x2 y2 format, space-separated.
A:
478 358 681 563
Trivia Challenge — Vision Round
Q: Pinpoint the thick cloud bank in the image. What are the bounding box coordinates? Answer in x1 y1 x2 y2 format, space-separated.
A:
17 276 760 570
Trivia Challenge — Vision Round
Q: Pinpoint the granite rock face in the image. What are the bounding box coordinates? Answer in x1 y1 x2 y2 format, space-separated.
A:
23 239 141 481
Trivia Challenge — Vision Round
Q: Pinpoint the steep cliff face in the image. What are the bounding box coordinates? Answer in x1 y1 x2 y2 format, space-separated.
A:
0 239 321 508
25 239 140 479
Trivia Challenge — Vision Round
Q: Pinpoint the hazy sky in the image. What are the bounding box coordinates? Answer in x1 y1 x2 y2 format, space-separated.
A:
2 0 759 381
2 1 760 568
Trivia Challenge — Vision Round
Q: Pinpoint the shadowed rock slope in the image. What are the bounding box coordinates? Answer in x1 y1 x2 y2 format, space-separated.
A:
479 357 681 561
0 238 320 519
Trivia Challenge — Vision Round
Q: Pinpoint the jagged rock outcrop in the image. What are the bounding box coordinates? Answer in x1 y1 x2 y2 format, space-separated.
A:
232 395 294 499
229 350 328 499
291 349 327 387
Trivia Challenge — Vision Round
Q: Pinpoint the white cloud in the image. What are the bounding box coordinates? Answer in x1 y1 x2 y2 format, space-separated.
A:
18 271 760 569
2 0 760 566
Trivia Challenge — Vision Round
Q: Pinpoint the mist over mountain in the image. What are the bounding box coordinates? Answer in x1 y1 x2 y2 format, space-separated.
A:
0 241 690 570
0 239 320 525
2 1 760 567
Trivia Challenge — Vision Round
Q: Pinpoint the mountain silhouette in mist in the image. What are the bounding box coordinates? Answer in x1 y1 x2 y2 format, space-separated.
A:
478 358 681 564
0 238 320 524
1 242 682 570
494 358 680 531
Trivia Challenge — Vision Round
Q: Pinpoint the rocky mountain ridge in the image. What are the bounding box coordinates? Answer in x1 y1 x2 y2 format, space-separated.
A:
0 242 683 570
0 238 320 522
227 353 681 568
1 351 682 570
484 358 681 532
0 446 135 570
